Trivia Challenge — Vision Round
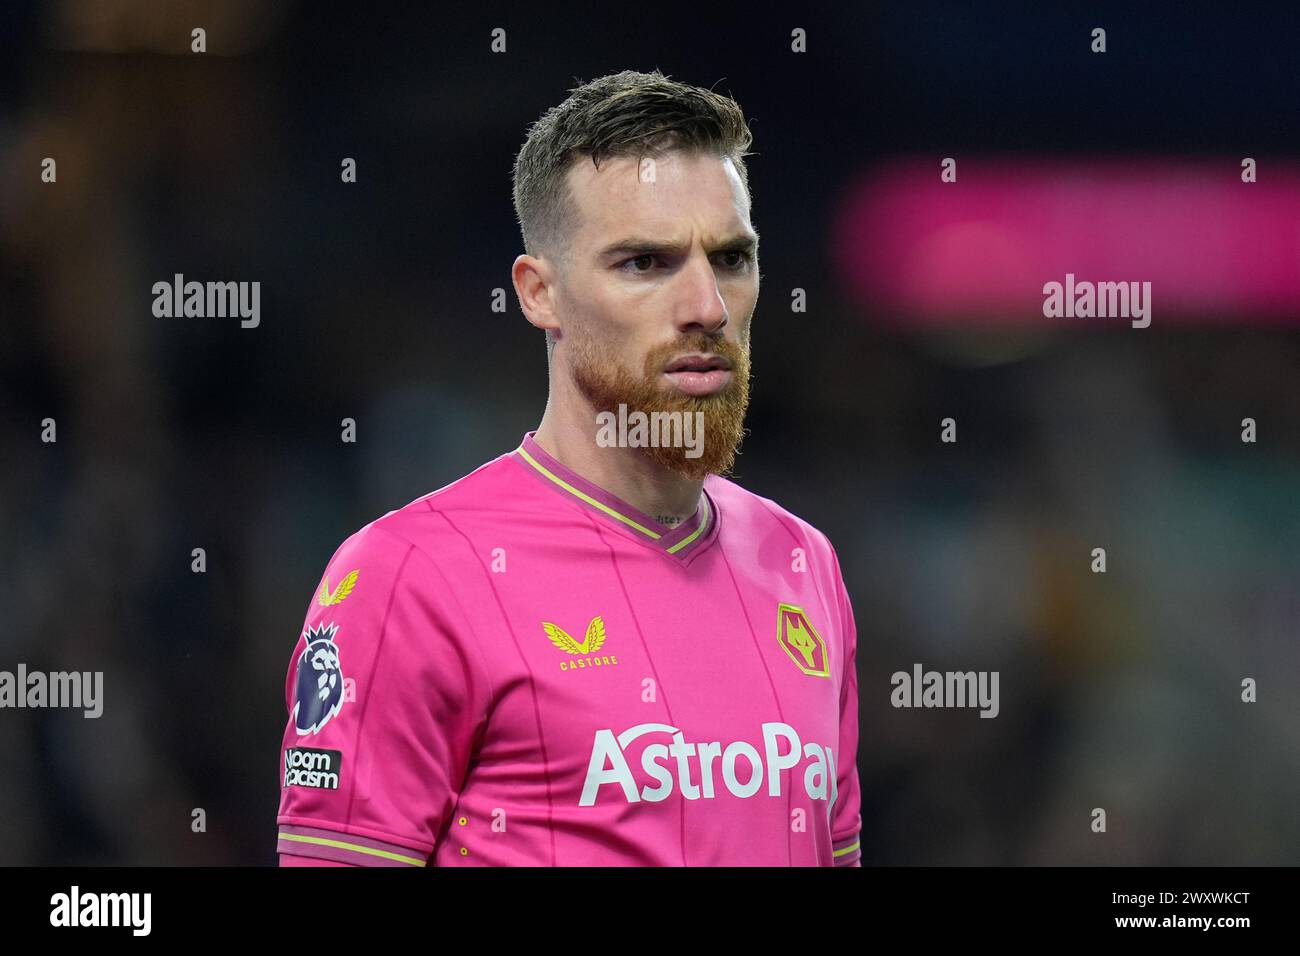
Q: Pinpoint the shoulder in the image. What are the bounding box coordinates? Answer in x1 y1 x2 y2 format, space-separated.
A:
329 448 521 569
705 473 839 559
302 453 525 665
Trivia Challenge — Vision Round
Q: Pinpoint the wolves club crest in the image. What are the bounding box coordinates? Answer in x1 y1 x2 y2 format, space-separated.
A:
294 622 345 735
776 603 830 677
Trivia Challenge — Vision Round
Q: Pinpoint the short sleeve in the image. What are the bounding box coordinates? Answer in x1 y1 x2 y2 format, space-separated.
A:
275 523 491 866
827 540 862 867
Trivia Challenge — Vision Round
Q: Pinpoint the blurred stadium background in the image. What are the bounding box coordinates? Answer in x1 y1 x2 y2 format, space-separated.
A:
1 1 1298 864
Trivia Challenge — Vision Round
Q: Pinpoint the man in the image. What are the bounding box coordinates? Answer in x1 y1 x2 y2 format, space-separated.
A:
276 69 860 866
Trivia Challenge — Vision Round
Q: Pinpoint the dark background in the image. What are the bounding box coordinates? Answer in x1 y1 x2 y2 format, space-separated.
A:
1 0 1298 865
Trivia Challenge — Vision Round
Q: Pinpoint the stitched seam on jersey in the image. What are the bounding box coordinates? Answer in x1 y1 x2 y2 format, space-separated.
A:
826 537 853 704
342 538 416 828
434 508 559 867
374 520 498 739
591 515 686 867
756 502 851 704
715 536 795 867
724 497 853 845
766 506 837 657
362 521 501 859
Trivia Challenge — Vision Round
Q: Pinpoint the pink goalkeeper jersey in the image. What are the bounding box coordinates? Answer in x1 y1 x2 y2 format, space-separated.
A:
276 431 861 866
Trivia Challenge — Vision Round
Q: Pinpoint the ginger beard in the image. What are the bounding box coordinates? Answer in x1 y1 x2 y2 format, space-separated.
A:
568 326 751 480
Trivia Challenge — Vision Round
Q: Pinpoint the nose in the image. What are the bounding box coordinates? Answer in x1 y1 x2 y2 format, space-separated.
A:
674 253 728 336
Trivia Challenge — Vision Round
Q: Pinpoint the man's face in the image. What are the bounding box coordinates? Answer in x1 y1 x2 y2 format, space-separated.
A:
550 150 760 479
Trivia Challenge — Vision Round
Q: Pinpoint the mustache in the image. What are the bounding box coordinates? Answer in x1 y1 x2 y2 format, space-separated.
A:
643 334 746 373
568 327 752 478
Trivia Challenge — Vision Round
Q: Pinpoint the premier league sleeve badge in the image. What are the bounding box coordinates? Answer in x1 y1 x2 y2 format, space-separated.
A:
293 622 345 735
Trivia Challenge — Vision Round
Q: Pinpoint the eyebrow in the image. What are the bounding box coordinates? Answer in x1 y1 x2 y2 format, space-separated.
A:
596 232 759 261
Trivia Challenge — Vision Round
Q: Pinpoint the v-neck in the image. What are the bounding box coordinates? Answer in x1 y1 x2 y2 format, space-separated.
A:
511 431 719 561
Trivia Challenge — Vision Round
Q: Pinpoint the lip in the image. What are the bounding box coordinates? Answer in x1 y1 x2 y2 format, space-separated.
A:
663 368 732 396
663 353 733 374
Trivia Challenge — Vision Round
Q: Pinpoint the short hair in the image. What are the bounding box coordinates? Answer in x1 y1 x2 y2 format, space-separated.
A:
511 69 755 266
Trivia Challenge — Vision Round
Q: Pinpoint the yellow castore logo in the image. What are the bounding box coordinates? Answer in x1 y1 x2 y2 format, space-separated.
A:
543 616 619 671
317 569 360 606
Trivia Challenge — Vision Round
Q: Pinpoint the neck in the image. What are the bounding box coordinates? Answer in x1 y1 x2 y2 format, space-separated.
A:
532 398 704 527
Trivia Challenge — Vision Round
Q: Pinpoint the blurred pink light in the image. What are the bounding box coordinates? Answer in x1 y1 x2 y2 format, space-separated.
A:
833 158 1300 324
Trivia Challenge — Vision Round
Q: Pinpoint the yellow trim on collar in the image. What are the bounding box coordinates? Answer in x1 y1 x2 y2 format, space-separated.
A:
666 494 710 554
517 446 663 539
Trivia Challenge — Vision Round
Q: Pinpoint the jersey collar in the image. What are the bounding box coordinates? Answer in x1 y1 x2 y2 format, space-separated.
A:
512 431 719 561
